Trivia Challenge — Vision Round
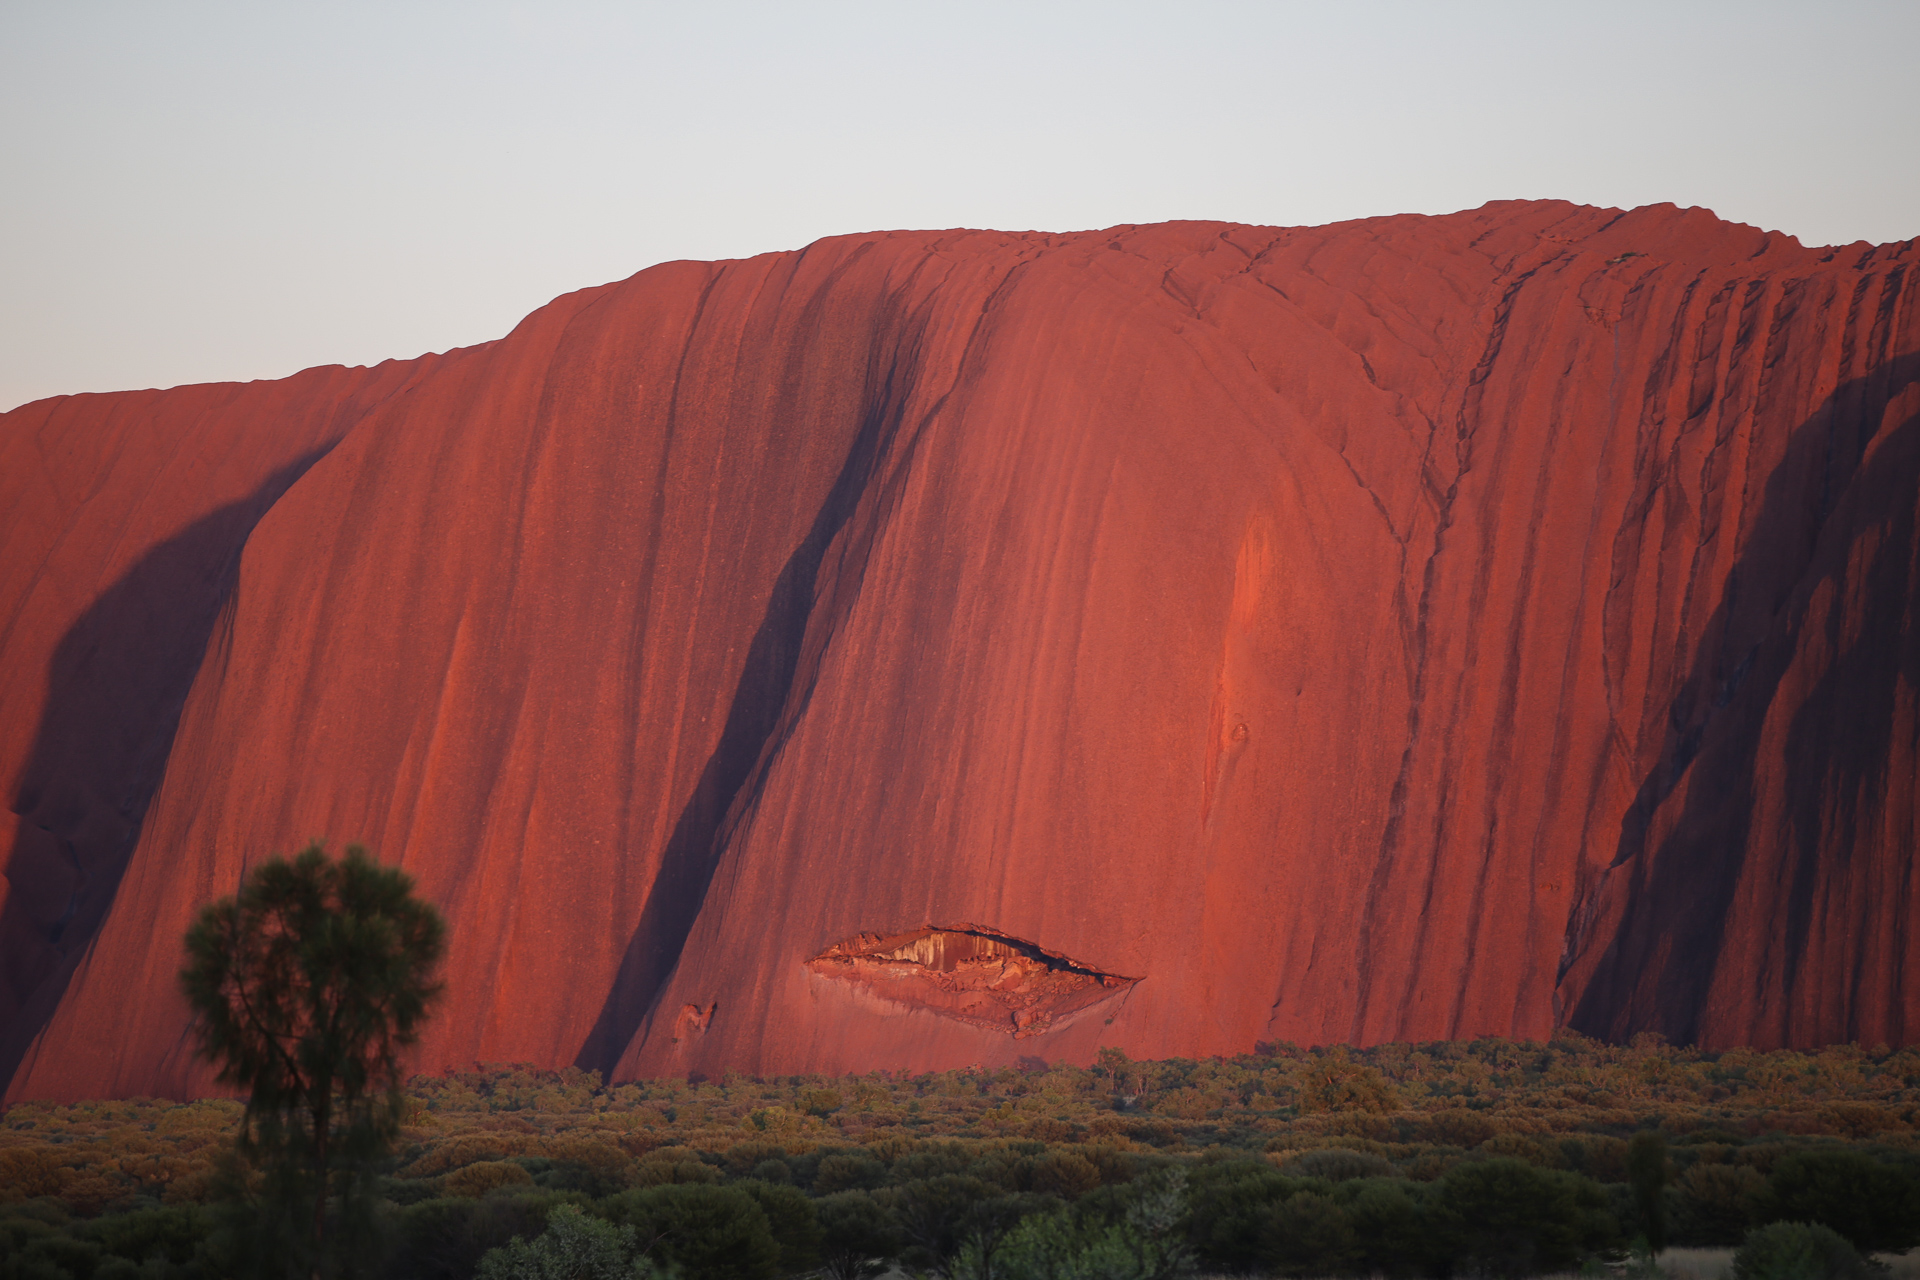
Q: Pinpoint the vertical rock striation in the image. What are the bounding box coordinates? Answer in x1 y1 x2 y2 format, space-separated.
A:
1 201 1914 1101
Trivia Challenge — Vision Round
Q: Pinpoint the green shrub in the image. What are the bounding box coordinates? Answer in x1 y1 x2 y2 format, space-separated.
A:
75 1204 210 1269
969 1208 1181 1280
732 1179 821 1274
1761 1148 1920 1253
3 1232 101 1280
1673 1161 1765 1246
0 1216 62 1258
886 1144 975 1184
1184 1163 1319 1273
880 1175 1000 1265
476 1203 659 1280
1259 1190 1357 1277
444 1161 536 1197
388 1196 503 1280
810 1154 885 1194
1425 1158 1618 1278
386 1192 582 1280
629 1159 721 1188
1340 1178 1427 1278
1296 1059 1401 1114
1278 1148 1398 1181
1732 1220 1873 1280
1627 1130 1669 1252
718 1144 785 1176
1419 1109 1499 1148
747 1160 790 1185
600 1183 778 1280
0 1202 69 1229
813 1190 900 1279
0 1217 70 1280
1571 1134 1631 1184
1030 1151 1102 1199
960 1170 1190 1280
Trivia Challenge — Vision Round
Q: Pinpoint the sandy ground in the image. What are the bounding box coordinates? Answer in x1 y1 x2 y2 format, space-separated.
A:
1179 1250 1920 1280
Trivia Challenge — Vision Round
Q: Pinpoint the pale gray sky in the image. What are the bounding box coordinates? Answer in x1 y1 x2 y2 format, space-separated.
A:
3 0 1915 412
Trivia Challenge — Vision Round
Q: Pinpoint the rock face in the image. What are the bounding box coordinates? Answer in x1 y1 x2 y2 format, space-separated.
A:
2 202 1916 1102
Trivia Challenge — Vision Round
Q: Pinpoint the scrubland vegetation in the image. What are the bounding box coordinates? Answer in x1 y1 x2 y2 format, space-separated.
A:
5 1033 1920 1278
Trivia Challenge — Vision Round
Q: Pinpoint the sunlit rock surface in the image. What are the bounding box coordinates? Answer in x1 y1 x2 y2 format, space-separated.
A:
2 201 1915 1101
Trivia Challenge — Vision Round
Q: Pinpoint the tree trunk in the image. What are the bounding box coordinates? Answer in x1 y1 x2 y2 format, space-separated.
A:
310 1088 330 1280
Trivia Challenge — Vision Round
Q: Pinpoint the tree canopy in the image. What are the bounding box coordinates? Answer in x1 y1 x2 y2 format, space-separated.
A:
180 841 446 1276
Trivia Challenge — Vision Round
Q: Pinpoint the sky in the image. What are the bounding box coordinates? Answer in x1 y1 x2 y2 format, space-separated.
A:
3 0 1916 413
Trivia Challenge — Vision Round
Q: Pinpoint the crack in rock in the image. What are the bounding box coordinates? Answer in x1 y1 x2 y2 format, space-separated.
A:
806 925 1139 1038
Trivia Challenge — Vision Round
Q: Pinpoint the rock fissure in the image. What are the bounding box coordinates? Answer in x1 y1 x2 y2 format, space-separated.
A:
807 926 1140 1039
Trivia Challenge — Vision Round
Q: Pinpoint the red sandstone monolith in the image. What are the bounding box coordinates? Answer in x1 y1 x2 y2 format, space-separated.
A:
2 202 1915 1101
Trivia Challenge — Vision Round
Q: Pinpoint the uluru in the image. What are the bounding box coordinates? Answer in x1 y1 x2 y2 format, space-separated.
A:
2 199 1916 1104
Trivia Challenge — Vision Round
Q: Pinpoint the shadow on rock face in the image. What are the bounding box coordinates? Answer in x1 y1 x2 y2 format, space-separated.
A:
1 451 330 1091
572 361 915 1078
1567 352 1920 1044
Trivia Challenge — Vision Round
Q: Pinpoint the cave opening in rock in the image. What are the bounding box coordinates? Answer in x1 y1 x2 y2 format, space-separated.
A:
805 925 1139 1038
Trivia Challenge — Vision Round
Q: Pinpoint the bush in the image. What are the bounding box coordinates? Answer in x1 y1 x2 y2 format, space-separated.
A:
810 1154 885 1194
813 1190 900 1280
445 1161 537 1197
1259 1191 1357 1277
1296 1059 1401 1114
1030 1152 1102 1199
882 1175 1002 1265
405 1135 534 1178
732 1179 821 1274
747 1160 790 1185
629 1159 722 1188
538 1141 634 1197
1425 1158 1618 1278
1278 1148 1398 1181
0 1220 63 1280
1732 1220 1874 1280
1567 1134 1631 1184
75 1204 210 1269
1761 1148 1920 1253
1341 1178 1426 1278
2 1231 102 1280
1184 1163 1318 1273
0 1149 68 1201
386 1192 581 1280
1673 1161 1765 1246
970 1208 1181 1280
600 1183 779 1280
965 1171 1191 1280
476 1203 659 1280
887 1144 976 1184
1419 1109 1499 1148
1627 1131 1669 1252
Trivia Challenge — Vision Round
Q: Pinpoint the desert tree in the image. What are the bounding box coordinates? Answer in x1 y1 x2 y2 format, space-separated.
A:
1627 1129 1670 1254
180 841 446 1278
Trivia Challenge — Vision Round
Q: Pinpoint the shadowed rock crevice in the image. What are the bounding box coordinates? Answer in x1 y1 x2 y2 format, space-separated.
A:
0 451 332 1087
572 379 913 1077
1565 351 1920 1043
